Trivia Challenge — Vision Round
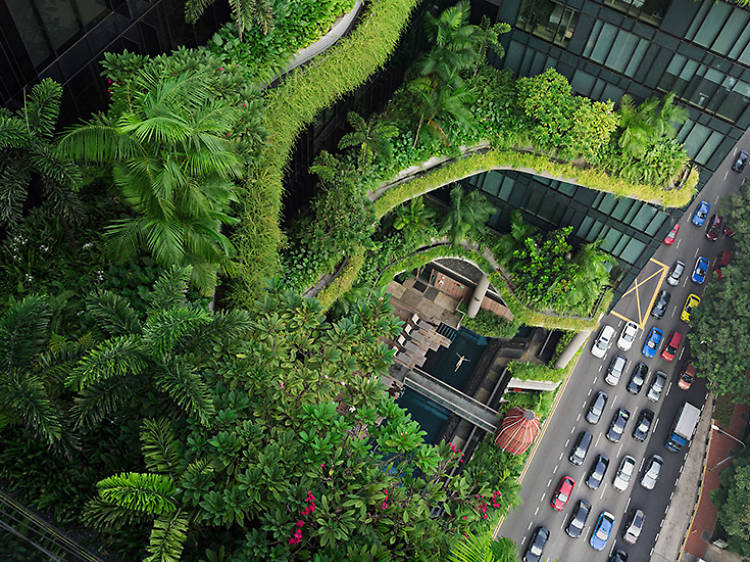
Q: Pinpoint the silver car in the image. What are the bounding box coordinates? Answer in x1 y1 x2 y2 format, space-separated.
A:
641 454 664 490
592 325 615 359
605 355 627 386
622 509 645 544
647 371 668 402
617 321 639 352
667 260 685 286
613 455 636 492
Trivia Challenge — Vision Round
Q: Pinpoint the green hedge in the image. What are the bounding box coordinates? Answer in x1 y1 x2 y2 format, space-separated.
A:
373 148 697 219
315 247 366 311
229 0 420 307
505 361 567 383
460 308 521 339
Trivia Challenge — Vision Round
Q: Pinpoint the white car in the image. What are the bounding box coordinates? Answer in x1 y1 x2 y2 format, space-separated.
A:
613 455 636 492
591 325 615 359
640 455 664 490
617 321 639 351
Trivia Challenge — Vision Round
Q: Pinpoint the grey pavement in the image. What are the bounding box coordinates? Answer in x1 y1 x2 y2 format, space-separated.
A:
496 128 750 562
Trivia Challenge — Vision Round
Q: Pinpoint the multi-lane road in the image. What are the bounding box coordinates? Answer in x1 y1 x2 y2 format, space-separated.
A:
498 135 749 561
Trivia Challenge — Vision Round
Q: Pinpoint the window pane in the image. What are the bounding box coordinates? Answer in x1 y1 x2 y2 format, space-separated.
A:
5 0 52 66
605 30 638 73
590 23 617 64
611 198 633 221
35 0 81 51
630 204 657 231
619 238 647 264
597 193 618 215
624 39 648 77
711 10 748 55
682 122 711 159
695 131 723 165
571 69 596 96
516 0 579 47
645 212 666 236
693 2 731 49
729 23 750 60
716 79 750 123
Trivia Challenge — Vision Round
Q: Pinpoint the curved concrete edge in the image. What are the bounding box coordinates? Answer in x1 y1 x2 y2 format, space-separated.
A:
467 273 490 318
282 0 364 76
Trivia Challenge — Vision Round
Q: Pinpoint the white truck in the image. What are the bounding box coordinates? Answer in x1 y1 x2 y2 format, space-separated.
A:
665 402 701 453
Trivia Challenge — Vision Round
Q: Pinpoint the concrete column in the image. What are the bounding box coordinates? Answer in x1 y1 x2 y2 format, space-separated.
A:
467 273 490 318
553 330 591 370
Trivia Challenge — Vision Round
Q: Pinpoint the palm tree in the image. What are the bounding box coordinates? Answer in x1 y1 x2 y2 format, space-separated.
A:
0 296 66 446
407 76 476 148
651 92 689 139
393 197 435 232
0 79 83 243
616 95 655 159
448 532 520 562
185 0 273 40
338 112 398 170
441 185 496 245
420 0 479 86
57 71 243 293
493 210 538 265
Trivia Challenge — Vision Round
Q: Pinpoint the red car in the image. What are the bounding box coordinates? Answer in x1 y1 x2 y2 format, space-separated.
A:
714 251 731 280
705 214 723 241
663 223 680 245
678 363 696 390
551 476 575 511
661 331 683 362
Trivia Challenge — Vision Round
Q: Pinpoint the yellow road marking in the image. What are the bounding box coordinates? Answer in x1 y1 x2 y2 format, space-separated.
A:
639 265 669 329
635 279 642 325
611 311 633 324
650 257 667 268
622 268 665 297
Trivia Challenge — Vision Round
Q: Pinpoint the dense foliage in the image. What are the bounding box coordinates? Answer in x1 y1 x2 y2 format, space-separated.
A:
712 441 750 556
688 179 750 402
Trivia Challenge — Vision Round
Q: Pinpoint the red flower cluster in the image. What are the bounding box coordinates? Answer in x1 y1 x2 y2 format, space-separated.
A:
449 443 465 463
288 491 316 545
381 488 389 510
474 491 503 520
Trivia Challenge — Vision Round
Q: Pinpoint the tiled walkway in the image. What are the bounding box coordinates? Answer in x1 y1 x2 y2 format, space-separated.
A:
683 400 750 560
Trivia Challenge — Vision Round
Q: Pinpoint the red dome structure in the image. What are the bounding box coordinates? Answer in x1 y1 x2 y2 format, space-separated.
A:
494 407 540 455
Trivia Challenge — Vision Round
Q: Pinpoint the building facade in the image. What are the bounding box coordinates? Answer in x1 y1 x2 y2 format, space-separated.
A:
0 0 227 121
463 0 750 301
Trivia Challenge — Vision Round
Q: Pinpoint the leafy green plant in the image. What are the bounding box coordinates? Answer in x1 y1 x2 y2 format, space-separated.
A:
338 112 398 170
461 309 520 339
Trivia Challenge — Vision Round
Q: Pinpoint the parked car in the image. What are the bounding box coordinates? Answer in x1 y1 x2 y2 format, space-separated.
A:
642 326 663 359
678 363 696 390
641 454 664 490
681 293 700 323
651 290 671 318
633 409 655 441
551 476 576 511
731 149 748 172
605 354 628 386
663 223 680 245
570 431 593 466
523 526 550 562
617 321 639 351
714 250 731 280
706 214 723 240
586 454 610 489
613 455 637 492
590 511 616 551
586 390 609 424
692 200 711 227
592 325 616 359
607 408 630 443
666 260 685 286
661 330 683 362
610 549 628 562
627 362 648 394
692 256 709 284
647 370 668 402
622 509 646 544
566 499 592 538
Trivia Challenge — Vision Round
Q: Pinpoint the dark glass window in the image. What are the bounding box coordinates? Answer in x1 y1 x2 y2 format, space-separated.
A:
658 53 750 124
5 0 110 69
582 21 648 78
685 1 750 61
603 0 671 26
516 0 579 47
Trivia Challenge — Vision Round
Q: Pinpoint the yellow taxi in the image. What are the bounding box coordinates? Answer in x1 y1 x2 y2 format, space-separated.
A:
680 293 700 323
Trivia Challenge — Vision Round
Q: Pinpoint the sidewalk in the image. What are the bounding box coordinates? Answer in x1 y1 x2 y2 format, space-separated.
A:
651 394 713 562
682 399 750 562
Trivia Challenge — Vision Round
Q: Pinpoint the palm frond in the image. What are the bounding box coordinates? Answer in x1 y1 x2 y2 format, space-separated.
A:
153 358 215 425
25 78 62 139
140 418 180 477
1 371 63 445
0 114 31 149
83 497 153 531
143 307 212 356
144 511 190 562
147 266 192 312
86 290 142 337
97 472 177 515
70 373 140 430
0 296 51 372
67 335 147 392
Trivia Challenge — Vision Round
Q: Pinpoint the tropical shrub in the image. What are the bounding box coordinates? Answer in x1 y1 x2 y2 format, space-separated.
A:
461 308 520 339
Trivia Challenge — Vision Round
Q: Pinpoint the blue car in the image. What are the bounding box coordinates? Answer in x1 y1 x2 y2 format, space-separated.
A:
590 511 615 551
692 256 710 284
642 327 663 359
692 201 710 227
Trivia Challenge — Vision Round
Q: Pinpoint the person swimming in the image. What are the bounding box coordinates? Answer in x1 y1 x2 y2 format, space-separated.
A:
454 353 471 372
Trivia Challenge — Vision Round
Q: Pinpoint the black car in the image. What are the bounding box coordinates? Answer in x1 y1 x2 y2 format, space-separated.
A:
627 362 649 394
523 526 550 562
610 548 628 562
731 149 748 173
633 409 655 442
586 390 608 424
651 290 671 319
566 499 592 538
569 431 593 466
586 454 610 489
607 408 630 442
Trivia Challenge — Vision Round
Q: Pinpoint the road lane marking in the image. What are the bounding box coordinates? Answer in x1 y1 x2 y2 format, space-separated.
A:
640 457 646 470
547 478 552 487
654 418 659 432
588 388 593 396
666 381 673 396
560 518 566 530
600 483 607 499
724 170 729 180
595 433 602 447
570 426 576 434
694 247 700 257
679 347 685 360
565 438 570 447
675 238 681 248
528 522 533 531
593 376 598 383
534 506 539 516
554 464 559 473
670 307 677 318
577 413 582 422
625 497 631 512
598 364 604 372
617 443 623 456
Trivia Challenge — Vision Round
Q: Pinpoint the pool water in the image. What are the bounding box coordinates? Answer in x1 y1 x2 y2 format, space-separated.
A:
396 328 487 444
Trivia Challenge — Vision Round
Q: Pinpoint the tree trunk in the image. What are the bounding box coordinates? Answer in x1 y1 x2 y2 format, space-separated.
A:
412 114 424 149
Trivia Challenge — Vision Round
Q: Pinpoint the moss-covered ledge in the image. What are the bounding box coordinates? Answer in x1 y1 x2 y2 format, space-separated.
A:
372 147 698 219
230 0 421 307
